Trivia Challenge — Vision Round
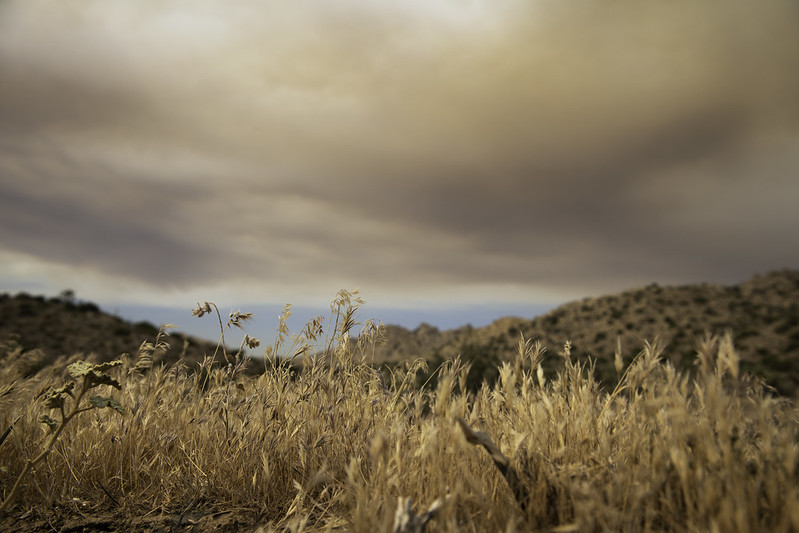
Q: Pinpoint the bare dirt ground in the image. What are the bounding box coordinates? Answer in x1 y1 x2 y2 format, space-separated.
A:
1 507 264 532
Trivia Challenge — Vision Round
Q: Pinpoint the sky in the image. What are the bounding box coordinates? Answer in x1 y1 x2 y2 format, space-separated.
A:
1 0 798 344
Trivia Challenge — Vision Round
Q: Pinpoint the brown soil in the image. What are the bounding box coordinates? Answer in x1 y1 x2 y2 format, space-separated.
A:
1 507 265 533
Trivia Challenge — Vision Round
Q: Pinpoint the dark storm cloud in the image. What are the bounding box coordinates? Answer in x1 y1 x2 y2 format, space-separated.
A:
0 151 221 286
0 0 797 306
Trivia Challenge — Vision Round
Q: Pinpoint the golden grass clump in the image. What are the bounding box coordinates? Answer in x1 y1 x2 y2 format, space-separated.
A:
0 290 798 532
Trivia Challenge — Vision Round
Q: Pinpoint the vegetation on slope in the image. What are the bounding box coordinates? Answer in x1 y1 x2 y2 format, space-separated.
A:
0 290 250 377
3 270 798 399
375 270 799 396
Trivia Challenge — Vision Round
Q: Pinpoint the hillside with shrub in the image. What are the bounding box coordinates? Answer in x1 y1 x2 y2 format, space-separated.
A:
374 270 799 396
0 291 240 376
3 270 799 396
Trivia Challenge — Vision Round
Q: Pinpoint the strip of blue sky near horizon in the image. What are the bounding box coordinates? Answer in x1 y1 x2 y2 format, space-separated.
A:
106 301 560 347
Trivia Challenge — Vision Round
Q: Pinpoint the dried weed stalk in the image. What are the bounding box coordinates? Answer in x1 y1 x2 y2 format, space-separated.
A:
0 360 124 514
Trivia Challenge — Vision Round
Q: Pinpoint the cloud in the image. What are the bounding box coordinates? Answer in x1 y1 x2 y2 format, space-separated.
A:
1 0 798 308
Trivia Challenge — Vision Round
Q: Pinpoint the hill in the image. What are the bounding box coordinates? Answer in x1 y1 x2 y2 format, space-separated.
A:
373 270 799 396
3 270 798 395
0 291 246 377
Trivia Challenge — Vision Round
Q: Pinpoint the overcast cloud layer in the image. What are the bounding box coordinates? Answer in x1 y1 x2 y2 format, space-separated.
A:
1 0 798 318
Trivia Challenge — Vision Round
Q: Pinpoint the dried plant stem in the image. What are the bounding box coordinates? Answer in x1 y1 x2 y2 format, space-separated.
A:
1 361 123 515
457 418 529 512
1 380 88 514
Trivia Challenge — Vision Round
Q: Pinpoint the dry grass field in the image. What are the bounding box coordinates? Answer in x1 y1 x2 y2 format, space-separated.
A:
1 290 798 532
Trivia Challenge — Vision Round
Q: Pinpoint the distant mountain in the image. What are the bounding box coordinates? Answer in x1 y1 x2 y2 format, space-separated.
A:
373 270 799 396
0 292 250 377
